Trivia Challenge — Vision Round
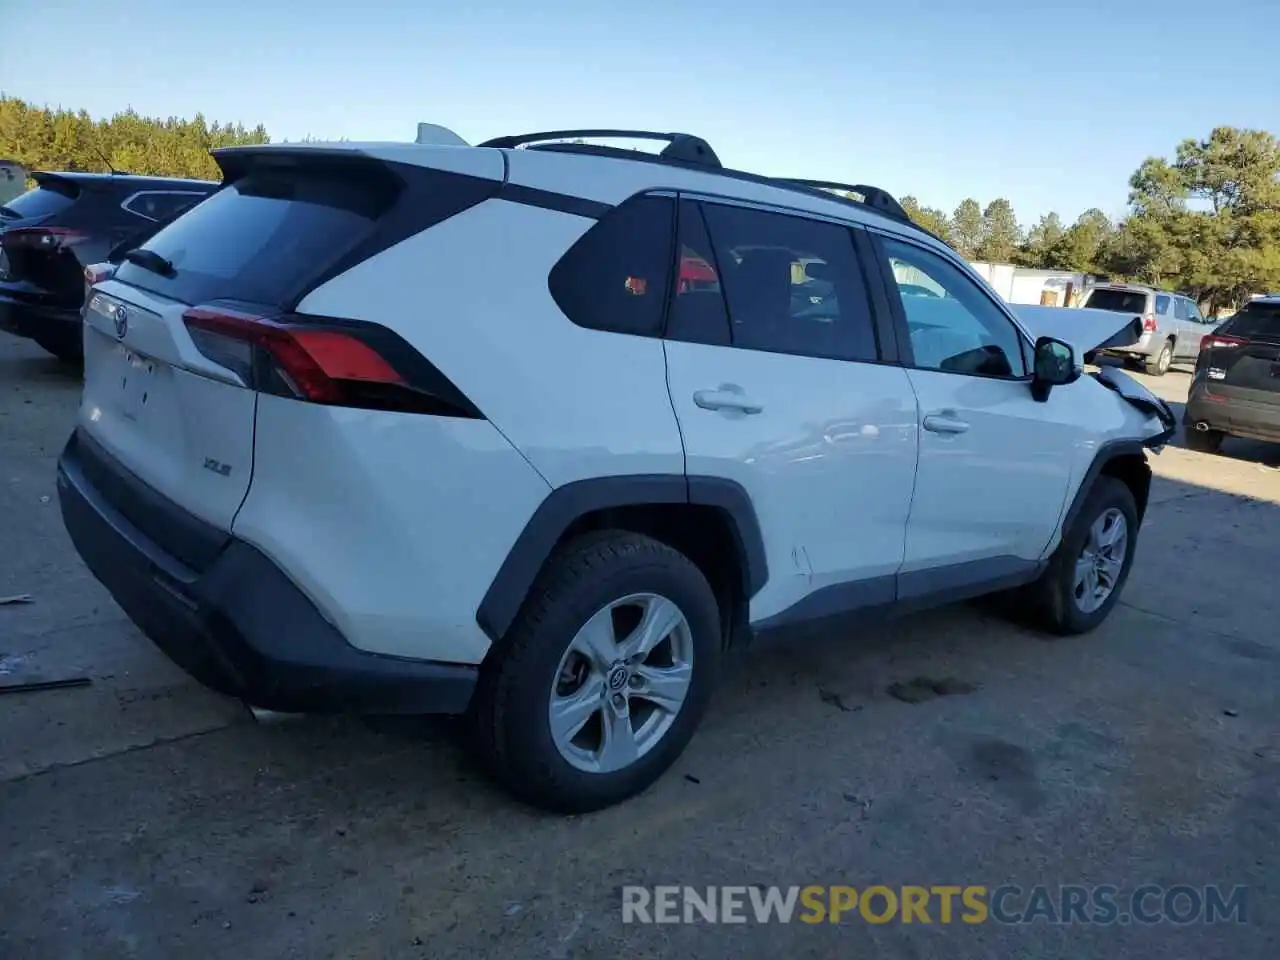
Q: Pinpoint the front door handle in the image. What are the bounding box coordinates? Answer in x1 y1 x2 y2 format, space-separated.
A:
693 386 763 415
922 412 970 434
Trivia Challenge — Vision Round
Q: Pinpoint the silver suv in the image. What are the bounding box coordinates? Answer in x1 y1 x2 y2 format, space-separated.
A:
1080 284 1218 376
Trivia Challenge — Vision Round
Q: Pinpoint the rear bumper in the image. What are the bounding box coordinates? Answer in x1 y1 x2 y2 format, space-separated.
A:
56 429 479 715
1185 387 1280 444
0 292 81 341
1100 331 1159 359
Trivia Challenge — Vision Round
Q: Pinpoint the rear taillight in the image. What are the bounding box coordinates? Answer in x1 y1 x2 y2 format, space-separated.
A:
1201 333 1247 350
1142 312 1157 332
1 226 90 250
181 306 481 418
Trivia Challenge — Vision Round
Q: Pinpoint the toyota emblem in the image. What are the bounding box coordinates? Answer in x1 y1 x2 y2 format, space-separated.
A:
113 304 128 339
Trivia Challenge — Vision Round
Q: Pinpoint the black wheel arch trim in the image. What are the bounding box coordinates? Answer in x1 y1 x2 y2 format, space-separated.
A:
475 474 768 643
1061 439 1151 534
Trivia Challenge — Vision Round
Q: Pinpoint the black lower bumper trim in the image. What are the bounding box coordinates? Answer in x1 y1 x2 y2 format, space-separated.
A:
56 434 479 715
0 296 81 342
1185 394 1280 444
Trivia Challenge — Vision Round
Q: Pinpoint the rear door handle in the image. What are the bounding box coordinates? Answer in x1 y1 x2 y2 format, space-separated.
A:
922 412 970 434
693 386 763 415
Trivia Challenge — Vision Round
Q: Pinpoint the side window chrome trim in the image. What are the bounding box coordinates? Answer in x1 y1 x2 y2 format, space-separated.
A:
866 226 1036 350
674 189 870 232
119 190 209 222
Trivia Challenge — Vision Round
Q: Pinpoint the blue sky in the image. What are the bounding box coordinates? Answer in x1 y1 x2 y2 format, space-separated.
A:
2 0 1277 226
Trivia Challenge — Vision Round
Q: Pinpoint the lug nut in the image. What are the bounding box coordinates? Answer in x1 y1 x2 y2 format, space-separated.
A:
612 694 627 708
629 675 643 688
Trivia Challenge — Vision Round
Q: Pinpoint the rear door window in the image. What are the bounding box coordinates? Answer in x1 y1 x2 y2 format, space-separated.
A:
0 181 79 221
697 202 879 362
115 169 397 307
1085 288 1148 313
548 195 675 337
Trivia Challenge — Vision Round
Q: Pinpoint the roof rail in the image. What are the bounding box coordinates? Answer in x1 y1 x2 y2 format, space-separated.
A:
478 129 721 168
774 179 911 224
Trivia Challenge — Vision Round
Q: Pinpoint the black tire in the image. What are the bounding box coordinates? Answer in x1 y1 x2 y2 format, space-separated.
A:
470 531 721 813
1184 426 1224 454
1144 340 1173 376
1024 477 1140 636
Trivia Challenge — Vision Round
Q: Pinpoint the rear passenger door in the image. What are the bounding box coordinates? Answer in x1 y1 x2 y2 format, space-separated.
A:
662 198 919 625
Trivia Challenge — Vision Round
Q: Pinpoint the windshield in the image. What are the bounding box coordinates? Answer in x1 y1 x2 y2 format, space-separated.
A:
1084 288 1148 313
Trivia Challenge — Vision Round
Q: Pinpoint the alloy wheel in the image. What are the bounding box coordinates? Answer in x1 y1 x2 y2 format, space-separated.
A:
1073 508 1128 614
548 593 694 774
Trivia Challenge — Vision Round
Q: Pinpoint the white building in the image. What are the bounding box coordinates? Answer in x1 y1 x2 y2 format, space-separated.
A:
968 262 1091 307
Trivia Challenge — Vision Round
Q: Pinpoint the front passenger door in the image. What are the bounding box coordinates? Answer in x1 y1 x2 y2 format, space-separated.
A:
872 234 1085 594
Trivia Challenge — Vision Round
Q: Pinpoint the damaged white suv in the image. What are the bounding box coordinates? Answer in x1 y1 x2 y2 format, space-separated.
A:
57 126 1175 812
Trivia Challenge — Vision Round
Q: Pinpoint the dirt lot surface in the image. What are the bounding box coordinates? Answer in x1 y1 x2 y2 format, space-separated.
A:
2 332 1277 959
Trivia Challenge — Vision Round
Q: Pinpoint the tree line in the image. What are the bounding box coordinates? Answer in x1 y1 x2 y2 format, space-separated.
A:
0 95 269 182
899 126 1280 313
2 98 1277 311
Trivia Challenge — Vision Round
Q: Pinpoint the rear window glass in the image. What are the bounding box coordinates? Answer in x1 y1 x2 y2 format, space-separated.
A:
1085 289 1148 313
0 181 79 221
114 170 395 307
1222 303 1280 338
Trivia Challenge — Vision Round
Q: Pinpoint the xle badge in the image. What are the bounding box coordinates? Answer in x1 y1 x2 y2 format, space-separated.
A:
202 458 232 477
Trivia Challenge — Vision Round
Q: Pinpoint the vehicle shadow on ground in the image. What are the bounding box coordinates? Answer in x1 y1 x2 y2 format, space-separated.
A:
1 351 83 387
3 464 1279 958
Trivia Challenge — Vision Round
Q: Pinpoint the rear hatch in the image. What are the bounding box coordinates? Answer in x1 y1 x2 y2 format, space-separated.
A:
0 174 88 308
83 152 412 534
1198 301 1280 404
81 145 505 539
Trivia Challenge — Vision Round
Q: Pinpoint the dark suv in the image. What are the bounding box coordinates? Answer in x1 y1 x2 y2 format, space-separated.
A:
0 171 217 362
1185 296 1280 452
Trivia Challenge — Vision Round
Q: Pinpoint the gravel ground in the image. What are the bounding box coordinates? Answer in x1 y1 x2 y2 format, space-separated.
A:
1 332 1277 959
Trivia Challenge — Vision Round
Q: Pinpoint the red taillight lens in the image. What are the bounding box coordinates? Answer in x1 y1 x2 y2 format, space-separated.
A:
1 226 90 250
1142 312 1157 332
181 306 479 417
1201 334 1247 350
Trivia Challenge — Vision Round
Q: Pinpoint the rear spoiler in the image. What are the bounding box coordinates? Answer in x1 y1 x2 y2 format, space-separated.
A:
209 145 405 187
30 171 84 196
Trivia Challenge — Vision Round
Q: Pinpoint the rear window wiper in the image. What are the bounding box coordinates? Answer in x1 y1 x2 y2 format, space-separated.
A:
122 248 176 278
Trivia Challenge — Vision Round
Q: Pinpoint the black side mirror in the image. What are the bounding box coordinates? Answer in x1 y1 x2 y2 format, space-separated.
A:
1031 336 1079 401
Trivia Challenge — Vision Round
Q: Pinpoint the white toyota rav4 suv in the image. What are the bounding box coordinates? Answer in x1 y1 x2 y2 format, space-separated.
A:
57 126 1175 812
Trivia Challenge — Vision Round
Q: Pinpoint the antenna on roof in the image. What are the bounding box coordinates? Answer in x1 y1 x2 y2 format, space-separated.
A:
415 123 469 147
96 148 119 175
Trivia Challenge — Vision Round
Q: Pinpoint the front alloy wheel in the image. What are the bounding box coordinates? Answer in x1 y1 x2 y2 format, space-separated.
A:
549 593 694 774
1072 508 1128 614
